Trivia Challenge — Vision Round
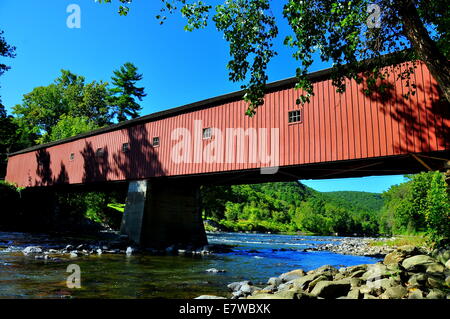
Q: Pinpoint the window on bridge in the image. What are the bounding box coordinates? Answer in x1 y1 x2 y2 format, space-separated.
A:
69 153 75 161
122 143 130 152
202 127 212 139
95 148 105 157
152 137 160 147
288 109 302 124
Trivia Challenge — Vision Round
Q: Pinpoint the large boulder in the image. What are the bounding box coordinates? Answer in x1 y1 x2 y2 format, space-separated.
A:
408 289 424 299
432 248 450 265
402 255 436 272
407 273 427 287
384 245 423 266
346 288 361 299
292 273 321 291
314 265 339 276
384 251 406 266
426 263 445 274
307 275 330 292
227 281 252 292
279 269 306 282
310 280 351 299
382 286 407 299
361 263 390 282
267 277 282 287
426 289 446 299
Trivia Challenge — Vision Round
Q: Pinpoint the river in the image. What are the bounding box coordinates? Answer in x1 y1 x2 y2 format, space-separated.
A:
0 231 381 298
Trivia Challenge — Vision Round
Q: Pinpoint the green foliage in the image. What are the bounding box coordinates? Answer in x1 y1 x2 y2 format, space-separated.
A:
202 181 383 235
424 172 450 245
0 29 16 110
203 174 449 243
57 191 123 230
48 115 99 142
11 64 146 146
321 191 384 213
12 70 112 144
108 62 147 122
380 171 450 246
99 0 450 112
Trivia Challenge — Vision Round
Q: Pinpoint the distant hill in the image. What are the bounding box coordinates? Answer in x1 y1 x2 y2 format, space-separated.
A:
201 181 385 234
319 191 384 214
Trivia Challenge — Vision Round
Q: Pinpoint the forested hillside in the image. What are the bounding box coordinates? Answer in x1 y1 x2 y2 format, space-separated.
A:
201 181 385 236
202 172 449 246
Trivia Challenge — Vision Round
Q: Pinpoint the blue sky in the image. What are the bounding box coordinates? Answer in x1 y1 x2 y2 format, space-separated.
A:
0 0 407 193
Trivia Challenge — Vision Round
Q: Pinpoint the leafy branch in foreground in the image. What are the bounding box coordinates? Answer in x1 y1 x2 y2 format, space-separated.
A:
98 0 450 115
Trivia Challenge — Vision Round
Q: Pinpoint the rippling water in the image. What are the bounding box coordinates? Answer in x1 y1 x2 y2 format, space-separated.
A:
0 231 380 298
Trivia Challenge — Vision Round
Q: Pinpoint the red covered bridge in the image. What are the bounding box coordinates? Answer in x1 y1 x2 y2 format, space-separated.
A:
5 61 450 248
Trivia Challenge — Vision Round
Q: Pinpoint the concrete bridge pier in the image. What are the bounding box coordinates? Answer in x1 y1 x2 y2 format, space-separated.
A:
120 179 207 249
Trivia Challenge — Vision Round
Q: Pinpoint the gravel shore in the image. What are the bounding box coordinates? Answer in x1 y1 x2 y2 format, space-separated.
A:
305 237 395 257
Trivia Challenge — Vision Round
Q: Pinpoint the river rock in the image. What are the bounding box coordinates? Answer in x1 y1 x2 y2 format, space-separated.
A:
206 268 226 273
368 278 391 291
240 283 256 294
307 275 331 292
267 277 282 287
310 280 351 299
432 248 450 265
426 263 445 274
272 289 298 299
402 255 435 271
426 276 444 289
292 273 320 290
346 288 361 299
195 295 226 299
426 289 446 299
408 273 427 287
279 269 305 282
382 286 407 299
408 289 424 299
384 250 406 266
126 247 134 256
315 265 339 275
361 263 389 281
227 281 251 292
350 270 366 278
22 246 43 255
347 264 368 273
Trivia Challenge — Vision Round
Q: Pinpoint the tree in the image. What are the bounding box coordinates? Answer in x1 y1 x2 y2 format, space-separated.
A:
99 0 450 114
424 172 450 245
0 30 20 177
13 70 113 143
109 62 146 122
49 115 99 142
0 30 16 109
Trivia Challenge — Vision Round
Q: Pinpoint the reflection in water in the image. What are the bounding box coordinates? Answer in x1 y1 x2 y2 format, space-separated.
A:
0 231 380 298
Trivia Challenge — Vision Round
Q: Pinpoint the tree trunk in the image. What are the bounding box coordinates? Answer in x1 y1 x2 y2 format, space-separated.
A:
397 0 450 104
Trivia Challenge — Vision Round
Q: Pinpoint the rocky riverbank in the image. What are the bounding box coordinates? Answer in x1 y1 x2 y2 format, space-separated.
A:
305 237 395 257
197 245 450 299
15 243 232 260
0 231 232 260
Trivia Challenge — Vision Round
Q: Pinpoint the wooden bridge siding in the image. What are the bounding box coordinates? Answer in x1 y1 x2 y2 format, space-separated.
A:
5 62 449 187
